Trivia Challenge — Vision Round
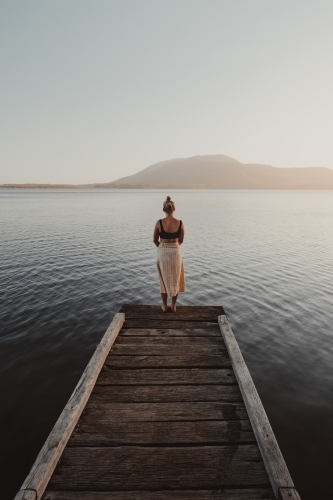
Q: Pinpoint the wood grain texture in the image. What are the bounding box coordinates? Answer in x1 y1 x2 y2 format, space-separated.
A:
89 384 243 403
43 488 276 499
119 326 221 336
105 353 231 368
97 368 236 385
15 313 125 500
68 419 255 446
110 344 225 356
83 401 248 421
14 491 37 500
120 304 224 321
123 320 220 329
219 315 294 497
279 488 302 500
115 336 225 347
48 445 270 490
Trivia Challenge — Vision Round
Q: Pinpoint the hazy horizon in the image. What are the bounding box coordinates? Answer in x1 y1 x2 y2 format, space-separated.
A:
1 1 333 184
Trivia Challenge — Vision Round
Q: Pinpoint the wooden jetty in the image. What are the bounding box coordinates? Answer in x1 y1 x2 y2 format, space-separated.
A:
14 305 301 500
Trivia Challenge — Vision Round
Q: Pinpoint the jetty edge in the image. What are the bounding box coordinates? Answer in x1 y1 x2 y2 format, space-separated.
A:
14 305 301 500
14 313 125 500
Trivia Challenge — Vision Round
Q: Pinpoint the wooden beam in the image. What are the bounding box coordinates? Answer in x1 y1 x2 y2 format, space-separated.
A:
14 491 37 500
14 313 125 500
279 488 302 500
219 315 297 499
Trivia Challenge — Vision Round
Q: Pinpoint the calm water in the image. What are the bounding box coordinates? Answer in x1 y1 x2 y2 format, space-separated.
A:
1 189 333 499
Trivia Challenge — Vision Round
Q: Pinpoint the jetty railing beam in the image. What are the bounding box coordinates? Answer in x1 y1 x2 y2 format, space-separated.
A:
14 312 125 500
219 314 301 500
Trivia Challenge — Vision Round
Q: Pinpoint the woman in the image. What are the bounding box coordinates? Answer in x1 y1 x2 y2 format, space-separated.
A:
153 196 186 312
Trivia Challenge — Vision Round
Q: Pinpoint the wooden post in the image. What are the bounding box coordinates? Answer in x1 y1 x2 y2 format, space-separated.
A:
14 313 125 500
13 491 36 500
219 315 301 500
279 488 302 500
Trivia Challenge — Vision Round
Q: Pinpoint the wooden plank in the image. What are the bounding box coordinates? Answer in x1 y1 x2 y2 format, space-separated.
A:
68 419 255 446
279 488 302 500
97 368 237 385
119 326 221 336
219 315 294 498
14 313 125 500
47 445 270 490
105 353 231 368
120 304 224 321
43 488 276 499
89 384 243 403
83 401 248 421
123 320 220 329
111 344 225 355
115 336 225 347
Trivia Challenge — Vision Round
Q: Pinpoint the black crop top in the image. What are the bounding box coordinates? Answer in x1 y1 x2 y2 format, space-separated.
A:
159 219 182 239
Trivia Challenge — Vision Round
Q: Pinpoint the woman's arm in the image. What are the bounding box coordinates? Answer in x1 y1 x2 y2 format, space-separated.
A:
153 221 160 247
178 223 185 245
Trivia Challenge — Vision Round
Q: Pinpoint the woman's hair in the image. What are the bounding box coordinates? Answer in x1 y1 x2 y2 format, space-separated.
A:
163 196 175 214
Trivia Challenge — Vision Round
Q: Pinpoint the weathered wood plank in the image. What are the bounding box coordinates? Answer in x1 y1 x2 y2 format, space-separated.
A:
68 419 255 446
43 488 276 499
279 488 302 500
119 327 221 336
48 445 270 490
115 336 225 347
83 401 248 421
97 368 236 385
219 315 294 498
14 313 125 500
105 353 231 368
89 384 243 403
120 304 224 321
111 344 225 355
123 320 219 329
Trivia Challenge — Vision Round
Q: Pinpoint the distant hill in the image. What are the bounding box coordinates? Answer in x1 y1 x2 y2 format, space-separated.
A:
2 155 333 189
102 154 333 189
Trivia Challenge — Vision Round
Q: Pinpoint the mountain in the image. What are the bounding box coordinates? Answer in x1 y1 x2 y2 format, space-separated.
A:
100 154 333 189
2 155 333 189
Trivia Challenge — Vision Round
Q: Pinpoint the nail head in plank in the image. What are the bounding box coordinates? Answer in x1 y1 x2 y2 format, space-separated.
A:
219 315 295 497
279 488 302 500
15 313 125 500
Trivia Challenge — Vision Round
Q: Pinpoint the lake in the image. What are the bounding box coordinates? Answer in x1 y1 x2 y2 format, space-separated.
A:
1 188 333 499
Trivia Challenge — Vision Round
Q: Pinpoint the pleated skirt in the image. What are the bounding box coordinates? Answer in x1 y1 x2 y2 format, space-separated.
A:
156 242 186 297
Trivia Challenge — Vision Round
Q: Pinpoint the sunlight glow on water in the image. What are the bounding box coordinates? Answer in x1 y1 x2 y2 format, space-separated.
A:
1 189 333 499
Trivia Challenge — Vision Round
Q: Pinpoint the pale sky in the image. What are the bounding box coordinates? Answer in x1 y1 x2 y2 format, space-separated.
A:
1 1 333 184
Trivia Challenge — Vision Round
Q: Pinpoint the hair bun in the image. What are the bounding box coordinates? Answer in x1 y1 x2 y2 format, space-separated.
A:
166 196 171 202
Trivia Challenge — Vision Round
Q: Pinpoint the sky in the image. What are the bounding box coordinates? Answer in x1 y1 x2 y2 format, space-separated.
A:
1 0 333 184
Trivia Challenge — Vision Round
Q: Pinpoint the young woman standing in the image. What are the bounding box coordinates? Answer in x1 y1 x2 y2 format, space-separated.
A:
153 196 186 312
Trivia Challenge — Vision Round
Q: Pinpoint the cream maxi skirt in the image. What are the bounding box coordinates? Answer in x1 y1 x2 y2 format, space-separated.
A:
156 242 186 297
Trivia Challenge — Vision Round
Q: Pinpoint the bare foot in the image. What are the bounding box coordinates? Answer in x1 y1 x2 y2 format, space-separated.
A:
170 305 177 313
161 305 168 312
